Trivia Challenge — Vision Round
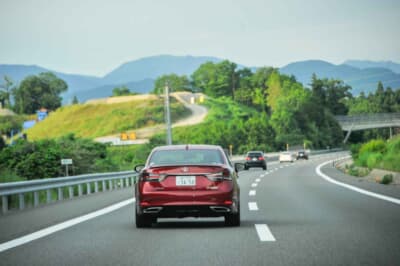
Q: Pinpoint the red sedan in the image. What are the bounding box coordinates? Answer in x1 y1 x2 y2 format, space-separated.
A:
134 144 244 227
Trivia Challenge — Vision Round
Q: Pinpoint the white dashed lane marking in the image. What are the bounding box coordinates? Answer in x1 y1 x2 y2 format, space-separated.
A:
248 202 259 211
251 183 258 188
255 178 261 182
249 190 256 196
255 224 276 242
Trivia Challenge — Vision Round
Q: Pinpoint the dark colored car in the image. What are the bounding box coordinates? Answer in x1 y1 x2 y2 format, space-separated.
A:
244 151 267 170
297 150 308 160
134 144 244 228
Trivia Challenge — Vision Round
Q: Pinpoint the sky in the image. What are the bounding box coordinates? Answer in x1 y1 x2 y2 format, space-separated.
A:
0 0 399 77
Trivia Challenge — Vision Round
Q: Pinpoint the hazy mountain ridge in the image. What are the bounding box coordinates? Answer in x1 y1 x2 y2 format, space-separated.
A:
2 56 399 103
344 60 400 74
280 60 400 95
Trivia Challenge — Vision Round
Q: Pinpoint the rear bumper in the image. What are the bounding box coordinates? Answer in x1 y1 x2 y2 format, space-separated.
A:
138 204 237 218
245 161 266 167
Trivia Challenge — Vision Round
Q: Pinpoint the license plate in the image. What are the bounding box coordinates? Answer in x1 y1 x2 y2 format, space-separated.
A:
252 158 257 161
176 176 196 186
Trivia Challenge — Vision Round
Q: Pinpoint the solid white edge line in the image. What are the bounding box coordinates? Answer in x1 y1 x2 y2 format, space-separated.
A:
0 198 135 253
255 224 276 242
248 202 258 211
249 190 256 196
316 158 400 205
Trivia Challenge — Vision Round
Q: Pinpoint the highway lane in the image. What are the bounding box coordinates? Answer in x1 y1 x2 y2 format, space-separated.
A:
1 153 399 265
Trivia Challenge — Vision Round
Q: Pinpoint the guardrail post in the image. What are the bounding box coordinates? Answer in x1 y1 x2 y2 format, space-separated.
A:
120 178 124 188
34 191 39 207
46 189 52 203
95 182 99 193
102 180 106 191
2 196 8 214
87 183 91 195
18 193 25 210
125 178 129 187
58 188 63 201
78 184 83 196
109 180 113 190
68 186 74 199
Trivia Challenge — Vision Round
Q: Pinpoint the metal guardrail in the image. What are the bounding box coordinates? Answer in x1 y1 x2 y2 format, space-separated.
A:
0 171 138 214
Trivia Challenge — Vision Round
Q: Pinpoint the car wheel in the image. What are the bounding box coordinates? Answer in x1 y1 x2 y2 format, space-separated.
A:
244 166 249 170
135 209 152 228
225 204 240 227
263 165 266 170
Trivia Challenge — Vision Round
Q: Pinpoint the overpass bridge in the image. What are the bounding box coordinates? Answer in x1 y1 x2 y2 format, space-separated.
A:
335 113 400 143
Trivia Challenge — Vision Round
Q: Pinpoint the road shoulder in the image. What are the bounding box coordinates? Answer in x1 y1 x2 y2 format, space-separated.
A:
320 162 400 200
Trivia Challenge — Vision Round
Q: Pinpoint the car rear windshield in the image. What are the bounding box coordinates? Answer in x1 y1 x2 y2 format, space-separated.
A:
247 152 263 157
149 149 224 166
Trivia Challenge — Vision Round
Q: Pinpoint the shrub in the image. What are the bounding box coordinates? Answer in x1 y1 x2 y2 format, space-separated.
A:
381 174 393 185
359 139 387 154
366 152 383 169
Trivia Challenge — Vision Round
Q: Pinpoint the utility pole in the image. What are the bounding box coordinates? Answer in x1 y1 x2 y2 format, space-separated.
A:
165 82 172 145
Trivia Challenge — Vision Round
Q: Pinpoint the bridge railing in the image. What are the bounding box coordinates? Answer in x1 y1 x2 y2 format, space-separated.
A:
335 113 400 126
0 171 138 214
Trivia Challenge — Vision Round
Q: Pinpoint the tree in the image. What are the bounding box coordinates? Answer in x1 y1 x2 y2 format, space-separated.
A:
72 95 79 104
266 71 283 111
12 72 67 114
191 60 237 98
112 86 131 96
310 75 352 115
0 75 13 109
153 74 191 94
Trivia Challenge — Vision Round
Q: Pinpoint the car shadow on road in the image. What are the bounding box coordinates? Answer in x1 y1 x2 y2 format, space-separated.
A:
131 218 259 229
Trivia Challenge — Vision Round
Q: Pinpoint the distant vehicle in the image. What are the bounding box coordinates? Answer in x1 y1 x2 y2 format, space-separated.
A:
134 144 244 228
244 151 267 170
297 150 308 160
279 152 296 163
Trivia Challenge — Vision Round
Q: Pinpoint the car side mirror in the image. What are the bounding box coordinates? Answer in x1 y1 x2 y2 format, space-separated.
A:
234 162 245 173
134 164 145 173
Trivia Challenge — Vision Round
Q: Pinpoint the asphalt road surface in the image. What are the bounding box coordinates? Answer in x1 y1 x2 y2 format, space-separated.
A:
1 153 399 266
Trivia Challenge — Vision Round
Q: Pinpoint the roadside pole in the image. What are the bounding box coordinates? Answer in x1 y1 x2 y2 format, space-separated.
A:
165 82 172 145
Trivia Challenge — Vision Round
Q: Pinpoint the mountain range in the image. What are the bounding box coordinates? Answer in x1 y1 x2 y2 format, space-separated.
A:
1 55 399 103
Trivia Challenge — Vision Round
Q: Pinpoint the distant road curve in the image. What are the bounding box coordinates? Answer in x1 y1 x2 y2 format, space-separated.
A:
94 92 208 144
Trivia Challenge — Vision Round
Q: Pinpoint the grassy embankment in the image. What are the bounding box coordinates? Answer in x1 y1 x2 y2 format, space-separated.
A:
26 96 191 141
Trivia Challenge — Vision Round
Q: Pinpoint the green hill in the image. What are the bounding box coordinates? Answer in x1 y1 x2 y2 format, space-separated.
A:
26 95 190 141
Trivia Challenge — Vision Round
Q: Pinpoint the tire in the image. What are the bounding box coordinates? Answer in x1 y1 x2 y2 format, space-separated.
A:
244 166 249 170
263 165 267 170
135 209 152 228
225 203 240 227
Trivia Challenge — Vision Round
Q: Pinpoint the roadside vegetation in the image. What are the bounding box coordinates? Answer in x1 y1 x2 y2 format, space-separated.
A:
351 136 400 172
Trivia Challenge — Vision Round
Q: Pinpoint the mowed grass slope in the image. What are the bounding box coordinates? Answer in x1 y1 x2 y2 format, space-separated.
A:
27 96 191 140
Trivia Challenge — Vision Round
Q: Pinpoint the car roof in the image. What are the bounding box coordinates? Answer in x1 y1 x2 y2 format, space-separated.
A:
247 151 263 154
151 144 223 151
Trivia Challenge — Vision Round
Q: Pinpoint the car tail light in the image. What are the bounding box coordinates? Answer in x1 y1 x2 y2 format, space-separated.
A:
206 168 232 181
140 171 163 182
258 156 264 161
245 156 251 161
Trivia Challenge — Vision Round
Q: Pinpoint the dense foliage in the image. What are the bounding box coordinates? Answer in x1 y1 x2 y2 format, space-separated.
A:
12 72 68 114
352 136 400 172
0 115 25 137
0 134 117 181
153 74 191 94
